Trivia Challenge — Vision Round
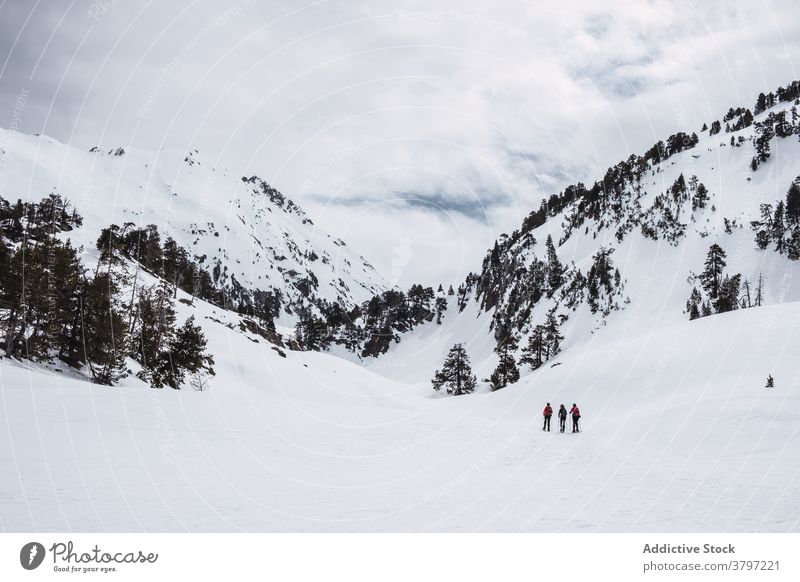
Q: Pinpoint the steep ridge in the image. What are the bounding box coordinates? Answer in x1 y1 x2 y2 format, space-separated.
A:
372 81 800 387
0 130 385 322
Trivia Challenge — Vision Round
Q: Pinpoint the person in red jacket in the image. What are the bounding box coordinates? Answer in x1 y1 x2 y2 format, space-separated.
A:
542 402 553 431
570 403 581 433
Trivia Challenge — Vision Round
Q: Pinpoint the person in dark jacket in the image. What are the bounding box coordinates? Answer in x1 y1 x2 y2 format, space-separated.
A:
570 403 581 433
558 404 568 433
542 402 553 431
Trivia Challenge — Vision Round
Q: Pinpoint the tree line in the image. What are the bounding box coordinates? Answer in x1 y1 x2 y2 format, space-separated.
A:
0 194 215 388
294 283 451 357
685 243 766 320
749 178 800 260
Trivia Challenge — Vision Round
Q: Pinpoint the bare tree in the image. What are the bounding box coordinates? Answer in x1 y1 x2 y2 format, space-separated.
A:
189 371 212 392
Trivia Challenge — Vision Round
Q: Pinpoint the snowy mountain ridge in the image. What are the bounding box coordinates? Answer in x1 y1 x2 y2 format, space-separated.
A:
1 80 799 533
0 129 386 323
367 80 800 389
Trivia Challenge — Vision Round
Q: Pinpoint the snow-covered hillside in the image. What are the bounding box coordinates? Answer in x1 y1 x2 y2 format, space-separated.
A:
1 295 797 531
1 83 799 533
372 88 800 387
0 130 385 320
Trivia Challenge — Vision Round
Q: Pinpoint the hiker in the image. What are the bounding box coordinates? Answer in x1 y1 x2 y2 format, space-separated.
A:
570 403 581 433
558 404 567 433
542 402 553 431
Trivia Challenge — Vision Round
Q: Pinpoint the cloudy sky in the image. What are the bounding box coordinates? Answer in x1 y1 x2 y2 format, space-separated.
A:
1 0 798 287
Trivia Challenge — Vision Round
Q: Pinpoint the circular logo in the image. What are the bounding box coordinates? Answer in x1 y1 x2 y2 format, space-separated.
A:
20 542 46 570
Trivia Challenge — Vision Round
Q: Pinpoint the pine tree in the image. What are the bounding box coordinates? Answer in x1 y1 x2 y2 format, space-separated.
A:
692 183 709 211
520 325 546 371
700 244 727 299
586 247 617 314
752 120 774 169
457 283 469 312
741 278 752 308
2 233 83 361
545 234 563 292
543 310 563 358
716 274 741 313
786 180 800 226
432 343 477 396
0 232 10 318
765 374 774 388
686 287 702 320
435 296 447 324
294 307 329 351
787 228 800 261
132 282 176 378
152 316 215 389
80 272 129 385
771 201 786 253
755 92 768 114
162 237 189 297
489 323 519 391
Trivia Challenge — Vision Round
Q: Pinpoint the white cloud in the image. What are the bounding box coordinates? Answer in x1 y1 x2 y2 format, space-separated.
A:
1 0 798 286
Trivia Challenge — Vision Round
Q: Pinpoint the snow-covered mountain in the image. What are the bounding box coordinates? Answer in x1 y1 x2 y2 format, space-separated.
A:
370 81 800 387
1 81 799 532
0 130 385 321
2 277 797 531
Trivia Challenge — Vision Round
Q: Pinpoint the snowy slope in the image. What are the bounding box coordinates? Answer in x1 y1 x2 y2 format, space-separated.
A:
372 97 800 385
2 89 800 533
1 297 797 531
0 130 385 320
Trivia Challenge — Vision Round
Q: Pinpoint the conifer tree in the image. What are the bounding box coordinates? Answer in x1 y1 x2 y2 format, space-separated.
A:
700 244 727 299
545 234 564 292
741 279 752 308
80 271 129 385
752 120 774 169
786 180 800 226
520 324 546 371
152 316 215 389
755 92 767 114
543 310 563 358
686 287 702 320
771 201 786 253
489 323 519 391
692 183 709 211
716 274 741 313
295 307 329 351
432 343 477 395
435 296 447 324
132 281 176 378
787 229 800 261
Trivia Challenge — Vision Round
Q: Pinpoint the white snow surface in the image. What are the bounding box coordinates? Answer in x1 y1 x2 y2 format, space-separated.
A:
2 99 800 532
1 296 798 532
